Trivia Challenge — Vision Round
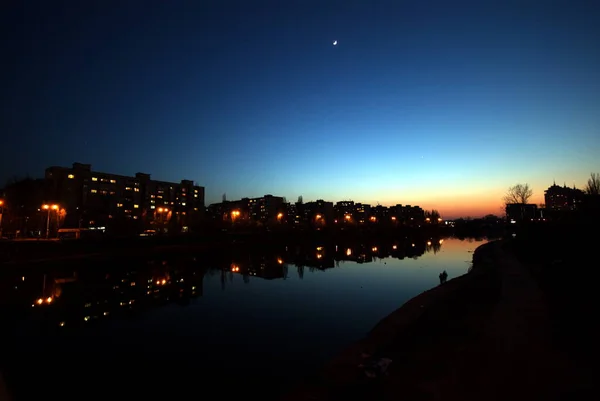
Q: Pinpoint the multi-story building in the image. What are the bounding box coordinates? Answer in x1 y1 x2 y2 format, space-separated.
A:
354 203 371 223
334 201 355 222
44 163 205 232
208 194 286 225
389 204 425 225
369 205 389 223
544 182 585 211
506 203 538 222
302 199 334 226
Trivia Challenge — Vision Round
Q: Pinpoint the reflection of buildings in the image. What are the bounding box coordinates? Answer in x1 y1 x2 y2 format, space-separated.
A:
229 256 286 279
18 261 206 328
225 239 436 281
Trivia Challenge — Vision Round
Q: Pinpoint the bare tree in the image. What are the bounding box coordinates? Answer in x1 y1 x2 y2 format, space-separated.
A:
585 173 600 195
503 183 533 205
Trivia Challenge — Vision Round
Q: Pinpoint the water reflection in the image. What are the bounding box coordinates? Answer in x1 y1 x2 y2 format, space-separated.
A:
1 260 206 331
1 236 444 330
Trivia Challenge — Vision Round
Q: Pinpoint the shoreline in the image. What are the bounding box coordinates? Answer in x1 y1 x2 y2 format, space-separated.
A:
282 240 499 400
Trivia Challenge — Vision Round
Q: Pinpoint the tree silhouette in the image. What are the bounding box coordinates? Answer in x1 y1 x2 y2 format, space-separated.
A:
503 183 533 205
585 173 599 195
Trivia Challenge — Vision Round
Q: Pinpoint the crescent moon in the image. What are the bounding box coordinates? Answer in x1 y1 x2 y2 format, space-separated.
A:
333 40 337 46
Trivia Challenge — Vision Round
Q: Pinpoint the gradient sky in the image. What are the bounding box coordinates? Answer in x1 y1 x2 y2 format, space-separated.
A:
2 0 599 218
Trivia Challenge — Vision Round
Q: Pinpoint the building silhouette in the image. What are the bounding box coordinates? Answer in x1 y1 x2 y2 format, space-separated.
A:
44 163 205 232
544 182 585 211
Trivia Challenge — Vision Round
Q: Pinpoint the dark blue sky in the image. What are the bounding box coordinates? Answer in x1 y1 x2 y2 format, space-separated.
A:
2 0 599 217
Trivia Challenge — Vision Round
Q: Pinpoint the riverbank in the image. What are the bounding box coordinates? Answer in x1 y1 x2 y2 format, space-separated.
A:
1 229 450 266
282 239 590 401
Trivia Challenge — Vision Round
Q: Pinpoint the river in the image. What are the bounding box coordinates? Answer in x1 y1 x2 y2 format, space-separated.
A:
0 236 487 400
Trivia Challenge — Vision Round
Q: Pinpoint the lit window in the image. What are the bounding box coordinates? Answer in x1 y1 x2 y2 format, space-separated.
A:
134 204 139 208
125 187 132 191
181 202 186 206
92 177 98 181
110 179 116 184
194 194 198 198
150 205 155 209
117 203 123 207
134 188 139 192
90 189 97 193
68 174 75 179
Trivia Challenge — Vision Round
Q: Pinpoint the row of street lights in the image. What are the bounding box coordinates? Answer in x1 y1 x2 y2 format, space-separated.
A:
0 200 61 239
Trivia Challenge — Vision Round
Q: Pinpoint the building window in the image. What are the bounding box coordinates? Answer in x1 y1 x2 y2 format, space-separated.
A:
151 205 155 209
90 189 97 194
125 187 132 191
92 177 98 181
134 188 140 192
117 203 123 207
134 204 139 208
110 179 116 184
68 174 75 179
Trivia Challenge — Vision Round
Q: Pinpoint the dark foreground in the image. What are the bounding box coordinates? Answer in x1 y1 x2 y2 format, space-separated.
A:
283 224 598 401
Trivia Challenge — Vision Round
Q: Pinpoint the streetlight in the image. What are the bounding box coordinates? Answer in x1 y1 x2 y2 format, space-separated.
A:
156 207 169 233
42 204 59 239
0 199 4 238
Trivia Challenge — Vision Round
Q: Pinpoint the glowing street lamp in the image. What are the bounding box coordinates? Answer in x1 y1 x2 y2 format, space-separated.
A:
42 204 59 239
231 210 240 221
156 207 169 233
277 212 283 222
0 199 4 238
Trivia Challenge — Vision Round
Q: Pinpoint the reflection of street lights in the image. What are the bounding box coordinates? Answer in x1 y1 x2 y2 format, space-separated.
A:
42 204 59 239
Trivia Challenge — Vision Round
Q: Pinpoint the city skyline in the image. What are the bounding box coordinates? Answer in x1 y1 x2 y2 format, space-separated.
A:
2 1 599 219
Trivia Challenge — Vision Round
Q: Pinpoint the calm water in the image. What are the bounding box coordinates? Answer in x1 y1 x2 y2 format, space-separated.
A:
1 237 486 400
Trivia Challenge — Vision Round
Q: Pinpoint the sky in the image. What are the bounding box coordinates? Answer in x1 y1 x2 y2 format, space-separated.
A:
1 0 599 219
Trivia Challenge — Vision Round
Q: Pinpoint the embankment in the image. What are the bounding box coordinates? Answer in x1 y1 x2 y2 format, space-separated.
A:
282 240 501 401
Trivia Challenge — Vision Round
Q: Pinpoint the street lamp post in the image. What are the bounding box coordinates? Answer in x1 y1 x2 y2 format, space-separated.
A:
0 199 4 238
42 204 59 239
157 207 169 233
